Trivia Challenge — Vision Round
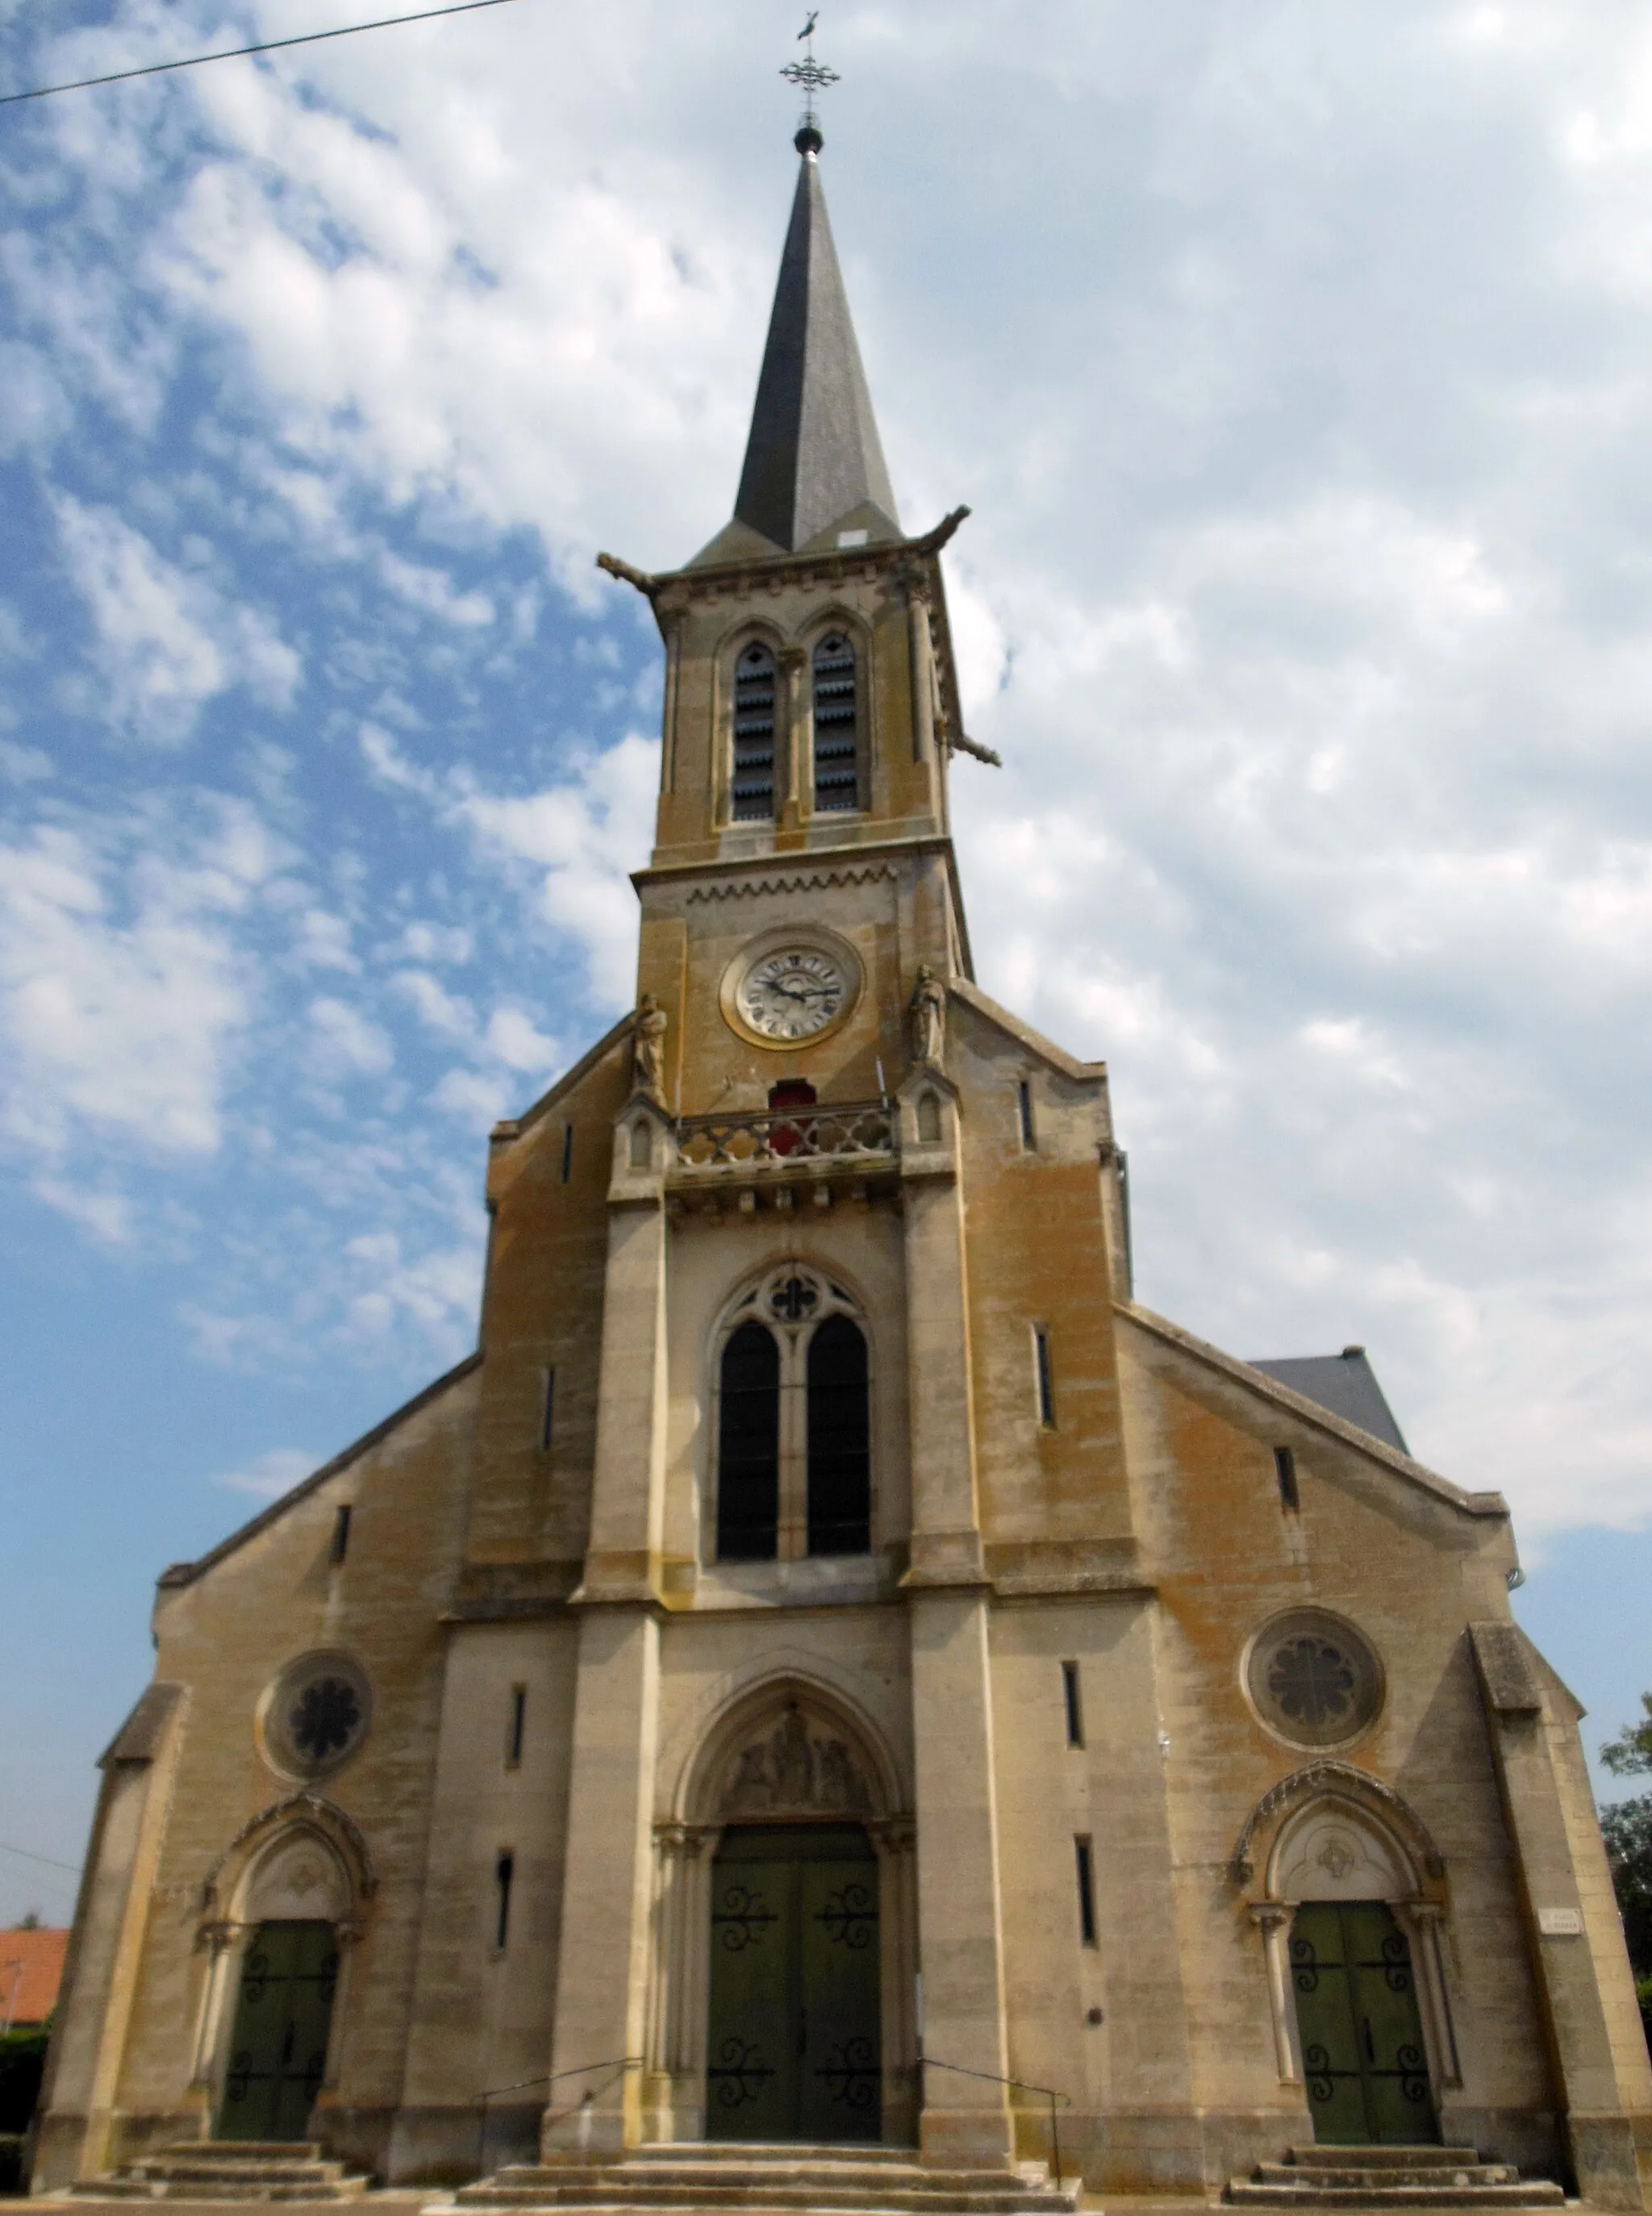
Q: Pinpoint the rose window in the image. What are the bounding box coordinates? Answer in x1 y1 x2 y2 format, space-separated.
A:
1245 1611 1382 1749
261 1651 372 1780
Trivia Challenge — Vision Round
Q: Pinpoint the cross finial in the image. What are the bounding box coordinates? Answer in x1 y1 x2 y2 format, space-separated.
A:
781 10 838 156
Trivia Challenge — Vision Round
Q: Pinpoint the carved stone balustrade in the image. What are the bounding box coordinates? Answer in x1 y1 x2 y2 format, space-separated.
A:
667 1099 899 1215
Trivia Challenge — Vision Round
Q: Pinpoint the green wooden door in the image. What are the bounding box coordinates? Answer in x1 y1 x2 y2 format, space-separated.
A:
219 1921 339 2141
1290 1902 1439 2146
707 1826 880 2143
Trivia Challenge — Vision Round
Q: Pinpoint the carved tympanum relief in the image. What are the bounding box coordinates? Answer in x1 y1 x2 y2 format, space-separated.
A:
718 1704 874 1818
1272 1803 1412 1905
244 1830 350 1923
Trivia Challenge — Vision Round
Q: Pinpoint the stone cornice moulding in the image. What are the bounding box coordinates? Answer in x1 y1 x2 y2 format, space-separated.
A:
200 1788 378 1909
1230 1758 1448 1889
1116 1299 1510 1522
683 862 900 905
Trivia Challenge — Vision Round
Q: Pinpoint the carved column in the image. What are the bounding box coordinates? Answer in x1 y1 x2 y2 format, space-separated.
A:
906 583 934 763
658 608 683 795
1401 1901 1462 2089
777 644 808 824
1249 1903 1300 2084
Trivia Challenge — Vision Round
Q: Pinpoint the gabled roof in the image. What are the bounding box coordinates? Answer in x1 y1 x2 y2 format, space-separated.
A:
696 145 899 564
1249 1347 1409 1454
949 977 1107 1084
1118 1298 1508 1519
0 1926 69 2026
156 1351 482 1591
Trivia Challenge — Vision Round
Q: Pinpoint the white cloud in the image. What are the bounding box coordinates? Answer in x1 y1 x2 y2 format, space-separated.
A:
455 734 657 1006
0 809 272 1162
212 1446 316 1499
378 552 494 627
52 498 300 745
307 995 394 1077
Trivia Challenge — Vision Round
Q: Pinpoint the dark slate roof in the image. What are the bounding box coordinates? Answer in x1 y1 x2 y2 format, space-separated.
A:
1247 1346 1410 1454
726 149 900 557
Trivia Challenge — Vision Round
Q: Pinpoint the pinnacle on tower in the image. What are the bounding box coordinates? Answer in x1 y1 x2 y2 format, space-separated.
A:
691 136 901 565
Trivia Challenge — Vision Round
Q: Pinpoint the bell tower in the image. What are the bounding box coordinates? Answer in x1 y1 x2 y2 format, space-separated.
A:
596 121 992 1126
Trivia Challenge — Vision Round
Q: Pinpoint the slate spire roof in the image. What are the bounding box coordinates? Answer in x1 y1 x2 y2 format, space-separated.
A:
694 136 900 565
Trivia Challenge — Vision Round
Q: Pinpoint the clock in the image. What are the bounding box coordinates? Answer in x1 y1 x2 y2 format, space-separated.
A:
720 932 861 1047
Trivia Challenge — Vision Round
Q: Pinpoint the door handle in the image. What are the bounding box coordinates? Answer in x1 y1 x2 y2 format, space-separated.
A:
798 2008 807 2057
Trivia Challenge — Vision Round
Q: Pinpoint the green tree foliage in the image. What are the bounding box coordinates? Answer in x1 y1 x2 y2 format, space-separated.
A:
1601 1696 1652 2050
1603 1693 1652 1779
0 2027 48 2134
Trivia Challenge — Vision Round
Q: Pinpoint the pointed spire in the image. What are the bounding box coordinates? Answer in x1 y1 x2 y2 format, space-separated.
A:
717 140 901 560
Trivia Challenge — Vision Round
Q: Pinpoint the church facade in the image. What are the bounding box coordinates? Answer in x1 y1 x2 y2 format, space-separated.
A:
33 128 1652 2208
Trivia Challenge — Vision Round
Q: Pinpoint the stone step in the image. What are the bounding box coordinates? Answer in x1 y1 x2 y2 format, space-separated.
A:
70 2185 369 2203
469 2164 1050 2192
1253 2165 1521 2190
133 2164 355 2185
69 2140 369 2202
1284 2150 1488 2172
625 2150 919 2168
452 2188 1071 2213
1225 2185 1564 2209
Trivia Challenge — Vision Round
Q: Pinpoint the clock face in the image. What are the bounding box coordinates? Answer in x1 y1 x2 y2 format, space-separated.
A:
736 945 851 1041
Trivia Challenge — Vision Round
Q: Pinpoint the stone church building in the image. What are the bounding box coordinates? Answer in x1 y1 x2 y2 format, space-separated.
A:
33 122 1652 2211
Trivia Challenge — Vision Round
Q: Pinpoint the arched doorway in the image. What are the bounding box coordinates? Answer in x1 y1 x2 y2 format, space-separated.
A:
646 1685 916 2147
1261 1792 1453 2147
215 1829 351 2142
706 1821 880 2142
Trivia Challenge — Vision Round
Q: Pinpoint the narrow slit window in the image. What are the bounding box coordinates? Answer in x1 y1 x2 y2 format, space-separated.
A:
560 1122 574 1182
731 643 777 821
1034 1326 1056 1427
330 1505 352 1566
717 1321 781 1560
811 634 860 812
1074 1835 1098 1947
1017 1079 1036 1149
807 1313 872 1557
1062 1661 1084 1748
629 1118 651 1170
507 1685 527 1769
494 1851 515 1950
540 1368 555 1452
1274 1445 1299 1510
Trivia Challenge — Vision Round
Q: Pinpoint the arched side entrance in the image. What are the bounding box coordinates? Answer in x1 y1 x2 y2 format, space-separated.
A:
190 1809 369 2143
1236 1770 1461 2147
647 1681 916 2147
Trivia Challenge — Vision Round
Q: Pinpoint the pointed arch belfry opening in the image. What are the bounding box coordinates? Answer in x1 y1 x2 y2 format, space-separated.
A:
1234 1765 1461 2142
643 1677 916 2147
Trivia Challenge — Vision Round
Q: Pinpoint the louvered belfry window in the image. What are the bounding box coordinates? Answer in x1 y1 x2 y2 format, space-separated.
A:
811 633 860 812
731 642 777 820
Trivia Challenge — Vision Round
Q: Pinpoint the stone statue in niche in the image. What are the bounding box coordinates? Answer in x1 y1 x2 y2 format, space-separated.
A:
908 965 945 1068
719 1704 873 1817
632 993 668 1103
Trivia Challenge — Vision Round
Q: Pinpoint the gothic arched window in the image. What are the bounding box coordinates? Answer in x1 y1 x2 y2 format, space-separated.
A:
716 1321 780 1559
807 1314 871 1555
811 634 860 812
712 1272 873 1564
731 643 777 821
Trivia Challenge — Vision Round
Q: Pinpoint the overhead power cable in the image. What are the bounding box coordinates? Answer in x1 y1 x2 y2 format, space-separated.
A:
0 0 528 108
0 1838 81 1876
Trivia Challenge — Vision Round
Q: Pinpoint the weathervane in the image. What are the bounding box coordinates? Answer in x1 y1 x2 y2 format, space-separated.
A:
781 10 838 154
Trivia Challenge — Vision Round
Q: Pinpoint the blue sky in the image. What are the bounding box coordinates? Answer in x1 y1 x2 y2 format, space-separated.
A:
7 0 1652 1921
